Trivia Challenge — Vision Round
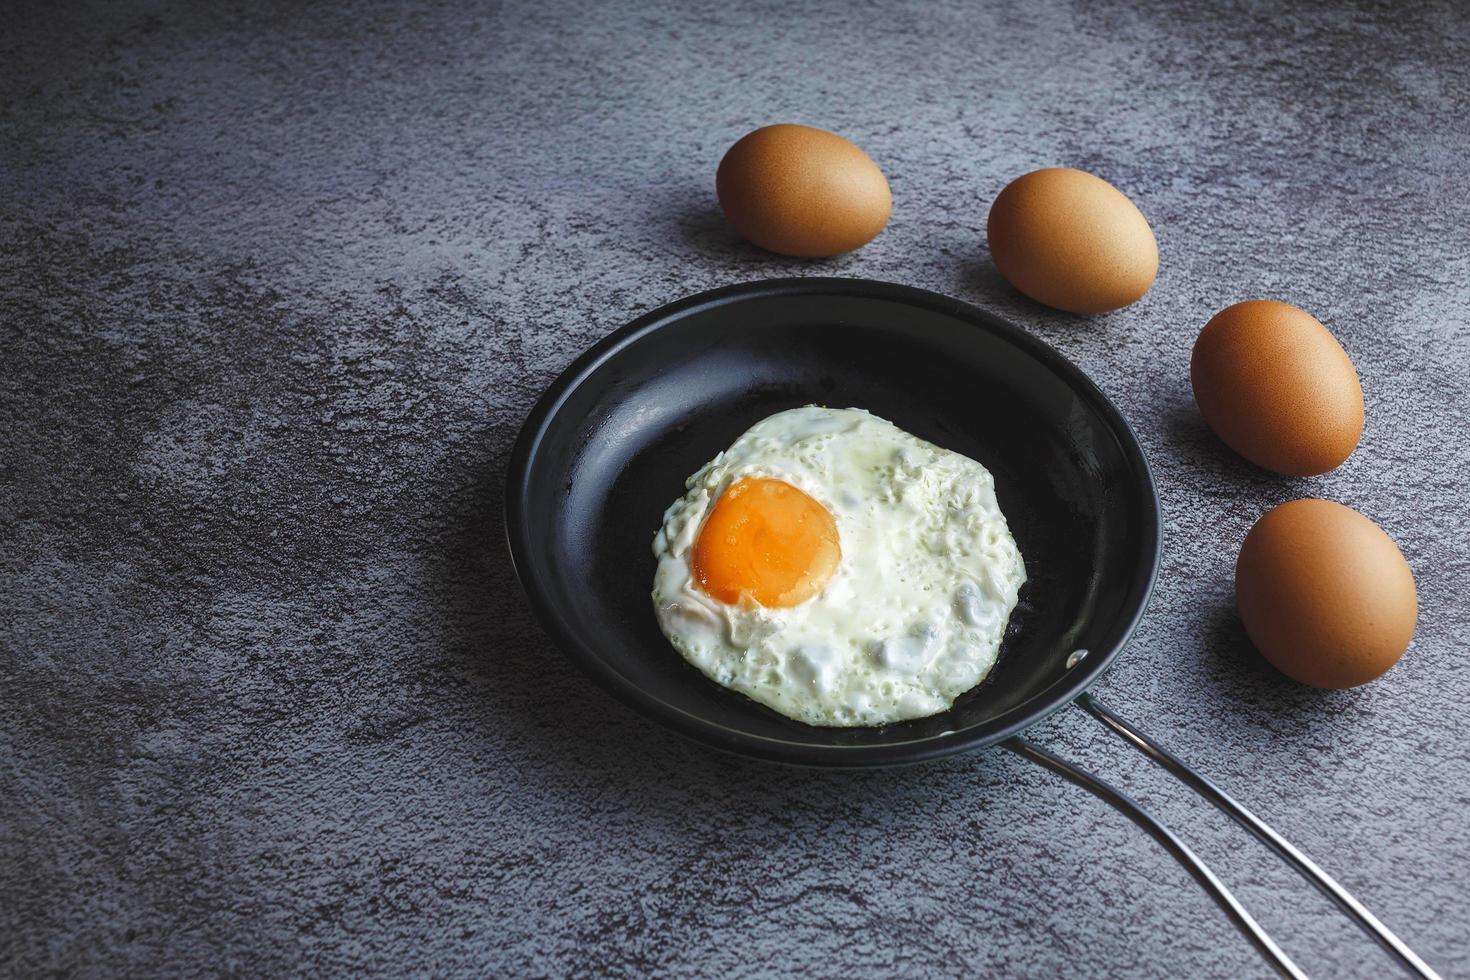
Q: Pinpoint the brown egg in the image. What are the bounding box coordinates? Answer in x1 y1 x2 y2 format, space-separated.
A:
716 124 891 257
985 167 1158 313
1191 300 1364 476
1236 499 1417 688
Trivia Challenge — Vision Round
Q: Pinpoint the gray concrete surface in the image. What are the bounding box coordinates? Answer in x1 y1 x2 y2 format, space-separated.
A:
3 1 1467 977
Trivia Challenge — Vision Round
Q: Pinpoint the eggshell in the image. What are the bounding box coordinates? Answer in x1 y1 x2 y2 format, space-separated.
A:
985 167 1158 313
1191 300 1364 476
716 124 891 258
1235 499 1417 688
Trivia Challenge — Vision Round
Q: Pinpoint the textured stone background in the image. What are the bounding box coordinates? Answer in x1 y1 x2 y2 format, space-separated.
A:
3 1 1467 977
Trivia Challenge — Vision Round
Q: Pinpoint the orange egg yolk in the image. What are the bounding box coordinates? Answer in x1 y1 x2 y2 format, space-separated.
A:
692 477 841 608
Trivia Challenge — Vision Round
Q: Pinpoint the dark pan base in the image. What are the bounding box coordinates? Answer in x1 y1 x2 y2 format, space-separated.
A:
506 278 1160 766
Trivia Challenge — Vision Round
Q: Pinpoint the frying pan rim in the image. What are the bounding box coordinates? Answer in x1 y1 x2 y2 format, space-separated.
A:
504 276 1162 767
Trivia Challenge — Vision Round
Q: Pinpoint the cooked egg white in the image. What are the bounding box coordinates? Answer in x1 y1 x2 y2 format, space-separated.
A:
651 406 1026 727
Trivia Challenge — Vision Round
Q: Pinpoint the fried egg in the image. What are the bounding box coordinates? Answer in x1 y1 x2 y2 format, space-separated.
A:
651 406 1026 727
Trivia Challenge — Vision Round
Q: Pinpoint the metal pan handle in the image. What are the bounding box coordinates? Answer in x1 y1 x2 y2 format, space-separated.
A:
1004 695 1441 980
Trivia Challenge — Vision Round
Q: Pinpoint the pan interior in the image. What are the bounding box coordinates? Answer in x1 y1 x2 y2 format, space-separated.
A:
513 283 1157 760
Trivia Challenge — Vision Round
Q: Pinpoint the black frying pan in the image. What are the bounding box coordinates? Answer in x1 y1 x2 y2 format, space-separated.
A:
505 278 1436 980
